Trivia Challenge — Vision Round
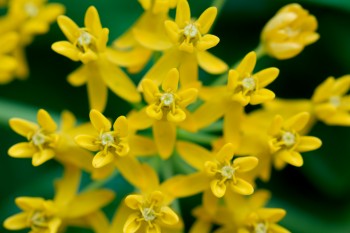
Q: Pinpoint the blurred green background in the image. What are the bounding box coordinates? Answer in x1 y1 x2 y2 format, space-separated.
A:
1 0 350 232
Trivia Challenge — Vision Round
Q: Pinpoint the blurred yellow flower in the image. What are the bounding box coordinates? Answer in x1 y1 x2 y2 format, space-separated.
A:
52 6 140 111
0 32 19 84
261 3 319 60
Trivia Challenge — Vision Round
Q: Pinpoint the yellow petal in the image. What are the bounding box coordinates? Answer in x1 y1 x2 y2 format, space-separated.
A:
37 109 57 132
37 3 65 22
296 136 322 152
133 27 172 51
162 68 179 92
0 32 18 54
160 206 179 225
146 104 163 120
67 65 88 86
0 56 17 71
85 6 102 36
83 211 109 233
197 7 217 34
178 53 198 87
176 141 212 170
113 116 128 138
153 120 176 159
57 15 80 43
167 108 186 123
197 51 228 74
86 66 108 112
60 110 76 132
178 88 198 107
3 212 29 230
202 189 218 215
276 150 303 167
189 220 212 233
9 118 37 137
177 109 198 132
15 197 45 211
123 212 142 233
255 208 286 222
191 100 226 129
106 46 152 68
175 0 191 28
129 134 157 156
196 34 220 51
124 194 143 209
89 109 111 131
164 20 180 45
75 135 99 151
210 179 226 198
142 79 159 104
250 88 276 105
266 42 303 60
215 143 234 163
127 109 154 130
231 178 254 195
147 224 161 233
51 41 80 61
236 51 256 75
93 151 114 168
8 142 36 158
284 112 309 131
255 67 279 88
223 103 243 148
109 202 134 233
198 86 226 101
268 115 284 136
234 157 258 172
54 165 81 206
332 75 350 96
32 149 55 166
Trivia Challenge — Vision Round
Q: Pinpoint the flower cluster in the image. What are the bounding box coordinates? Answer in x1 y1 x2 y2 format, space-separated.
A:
2 0 347 233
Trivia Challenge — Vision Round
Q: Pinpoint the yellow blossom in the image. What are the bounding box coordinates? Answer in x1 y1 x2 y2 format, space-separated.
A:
312 75 350 126
261 3 319 60
128 68 198 158
142 0 227 88
3 165 115 233
52 6 140 111
0 32 19 84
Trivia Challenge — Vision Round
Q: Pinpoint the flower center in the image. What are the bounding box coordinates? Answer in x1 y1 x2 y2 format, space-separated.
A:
242 77 256 91
32 132 46 146
142 207 156 222
329 96 341 107
282 131 295 147
160 93 174 106
24 3 39 17
184 23 198 38
77 31 92 47
220 165 235 179
101 133 115 146
31 211 49 228
255 222 267 233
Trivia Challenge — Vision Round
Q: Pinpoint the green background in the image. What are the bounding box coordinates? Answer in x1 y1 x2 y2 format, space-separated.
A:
1 0 350 232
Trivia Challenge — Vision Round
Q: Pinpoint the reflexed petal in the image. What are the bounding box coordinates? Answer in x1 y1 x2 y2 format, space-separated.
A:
85 6 102 36
210 179 226 198
197 51 228 74
236 51 256 75
255 67 279 88
176 141 212 170
129 134 157 156
162 68 179 92
133 27 172 51
146 104 163 120
3 212 29 230
92 151 115 168
153 120 176 158
178 53 198 87
127 109 154 130
197 7 217 34
67 65 88 86
37 109 57 132
90 109 111 131
175 0 191 28
296 136 322 152
32 149 55 166
231 178 254 195
86 66 108 112
178 88 198 107
250 88 276 105
75 135 99 151
9 118 37 137
125 195 143 209
113 116 128 137
196 34 220 51
199 86 226 101
177 109 198 132
234 157 258 172
160 206 179 225
54 165 81 206
284 112 309 131
276 150 303 167
106 47 151 67
123 213 142 233
215 143 234 162
202 189 218 215
57 15 80 43
223 103 243 148
51 41 80 61
8 142 36 158
191 100 226 129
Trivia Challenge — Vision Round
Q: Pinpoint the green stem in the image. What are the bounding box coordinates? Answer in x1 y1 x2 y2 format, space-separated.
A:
82 170 120 192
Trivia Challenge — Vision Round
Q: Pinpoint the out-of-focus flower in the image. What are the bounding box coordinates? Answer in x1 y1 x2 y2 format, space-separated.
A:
52 6 140 111
3 165 115 233
142 0 227 88
0 32 19 84
261 3 319 60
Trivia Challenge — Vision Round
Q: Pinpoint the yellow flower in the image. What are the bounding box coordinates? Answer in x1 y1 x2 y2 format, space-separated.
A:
312 75 350 126
75 109 129 168
261 3 319 60
3 165 115 233
170 142 258 198
142 0 227 88
128 68 198 158
193 51 278 148
0 32 19 84
52 6 140 111
0 0 65 78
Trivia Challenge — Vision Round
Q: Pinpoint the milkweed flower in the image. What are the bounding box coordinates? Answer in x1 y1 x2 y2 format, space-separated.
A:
0 32 19 84
128 68 198 158
52 6 140 111
260 3 319 60
3 165 114 233
193 51 279 147
142 0 227 88
0 0 65 78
